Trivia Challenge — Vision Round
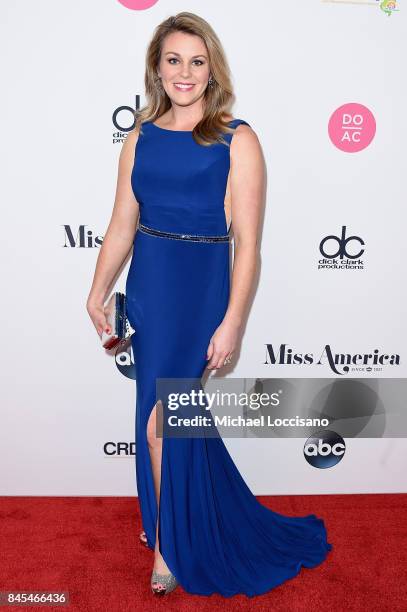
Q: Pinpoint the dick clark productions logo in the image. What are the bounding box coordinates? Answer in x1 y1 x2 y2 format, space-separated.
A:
320 225 365 260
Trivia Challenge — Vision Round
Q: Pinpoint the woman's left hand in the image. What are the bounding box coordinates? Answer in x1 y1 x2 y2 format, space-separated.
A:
205 320 241 370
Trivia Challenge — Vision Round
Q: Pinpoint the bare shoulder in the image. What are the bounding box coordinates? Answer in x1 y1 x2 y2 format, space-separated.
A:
230 121 261 159
119 122 141 165
233 120 257 138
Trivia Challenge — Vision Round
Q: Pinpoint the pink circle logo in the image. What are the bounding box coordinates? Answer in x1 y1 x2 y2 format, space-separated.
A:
328 103 376 153
118 0 159 10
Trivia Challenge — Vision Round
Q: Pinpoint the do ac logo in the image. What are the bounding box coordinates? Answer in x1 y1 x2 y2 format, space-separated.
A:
304 430 346 469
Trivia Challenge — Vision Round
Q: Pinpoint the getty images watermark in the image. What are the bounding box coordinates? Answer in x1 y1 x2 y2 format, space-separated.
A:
165 387 328 430
155 377 332 439
155 377 405 440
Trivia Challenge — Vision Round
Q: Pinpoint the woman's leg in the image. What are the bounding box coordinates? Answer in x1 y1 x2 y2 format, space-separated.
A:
146 400 171 582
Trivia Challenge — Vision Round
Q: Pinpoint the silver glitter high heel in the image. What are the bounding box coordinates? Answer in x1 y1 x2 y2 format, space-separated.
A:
151 569 178 595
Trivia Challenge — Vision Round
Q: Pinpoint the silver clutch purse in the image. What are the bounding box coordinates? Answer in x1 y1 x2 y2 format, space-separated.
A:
101 291 134 349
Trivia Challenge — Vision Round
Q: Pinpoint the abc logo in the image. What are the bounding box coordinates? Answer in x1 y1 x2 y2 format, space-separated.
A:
115 339 136 380
304 430 345 469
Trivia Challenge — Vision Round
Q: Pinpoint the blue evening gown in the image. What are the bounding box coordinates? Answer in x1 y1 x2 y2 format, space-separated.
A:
125 118 332 597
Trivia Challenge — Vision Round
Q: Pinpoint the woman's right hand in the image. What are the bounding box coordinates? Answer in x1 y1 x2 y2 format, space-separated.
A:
86 299 111 339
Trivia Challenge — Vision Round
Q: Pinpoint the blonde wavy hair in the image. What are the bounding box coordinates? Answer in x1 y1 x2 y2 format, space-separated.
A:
135 12 238 147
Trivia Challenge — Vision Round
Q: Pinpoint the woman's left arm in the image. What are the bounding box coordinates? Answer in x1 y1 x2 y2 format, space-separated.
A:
206 124 265 370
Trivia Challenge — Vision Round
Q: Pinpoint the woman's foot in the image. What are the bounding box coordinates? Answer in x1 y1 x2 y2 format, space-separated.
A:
151 569 178 595
151 547 178 594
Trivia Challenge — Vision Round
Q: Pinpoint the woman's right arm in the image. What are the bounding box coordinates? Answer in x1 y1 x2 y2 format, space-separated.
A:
86 126 140 338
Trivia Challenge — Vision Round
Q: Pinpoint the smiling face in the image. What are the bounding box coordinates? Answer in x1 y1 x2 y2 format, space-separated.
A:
157 31 211 107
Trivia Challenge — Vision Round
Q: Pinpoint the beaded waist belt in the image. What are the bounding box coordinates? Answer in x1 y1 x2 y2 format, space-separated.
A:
138 223 230 243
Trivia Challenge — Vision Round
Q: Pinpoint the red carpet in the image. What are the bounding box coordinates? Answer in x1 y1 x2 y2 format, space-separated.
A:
1 494 406 611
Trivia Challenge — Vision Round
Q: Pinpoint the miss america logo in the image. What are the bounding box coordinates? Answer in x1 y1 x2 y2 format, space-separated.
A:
264 343 400 375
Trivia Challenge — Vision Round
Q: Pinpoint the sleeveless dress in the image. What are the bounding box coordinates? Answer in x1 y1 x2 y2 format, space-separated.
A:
125 118 332 597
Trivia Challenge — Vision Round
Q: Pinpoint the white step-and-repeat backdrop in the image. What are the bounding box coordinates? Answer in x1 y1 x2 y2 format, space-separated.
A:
2 0 406 495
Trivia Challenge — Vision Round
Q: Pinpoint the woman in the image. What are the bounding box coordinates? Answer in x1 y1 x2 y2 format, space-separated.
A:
87 12 332 598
